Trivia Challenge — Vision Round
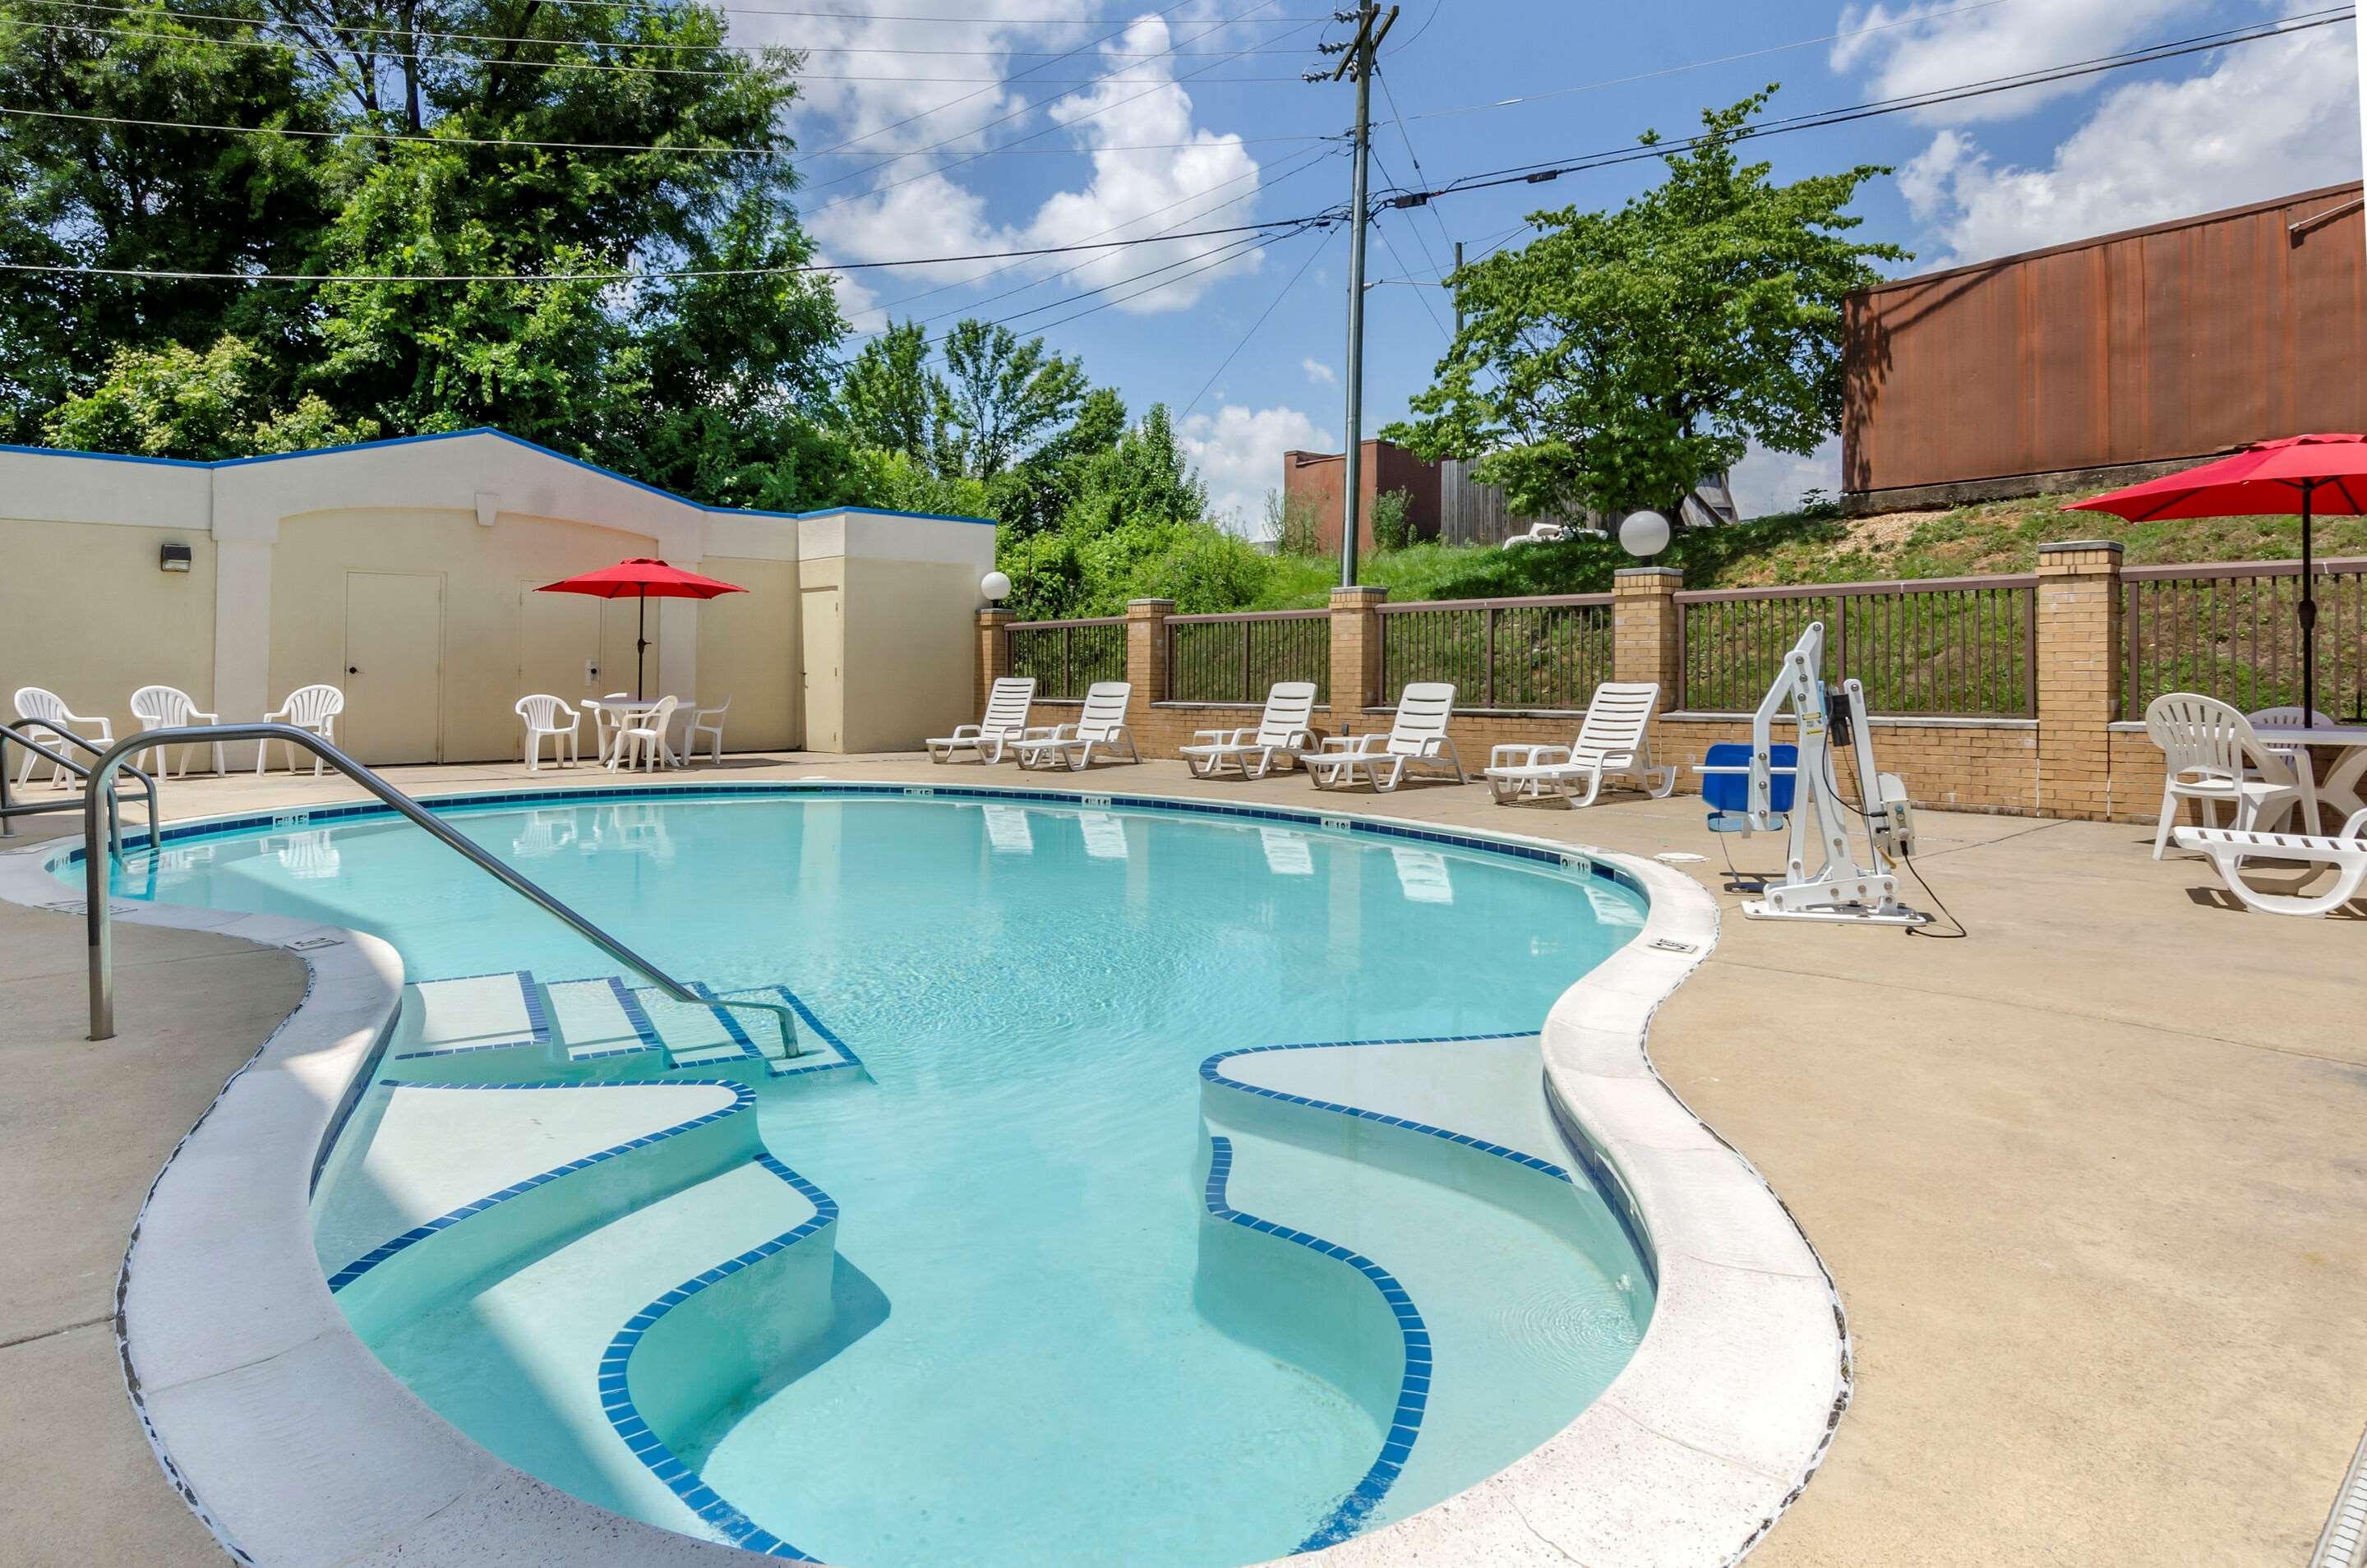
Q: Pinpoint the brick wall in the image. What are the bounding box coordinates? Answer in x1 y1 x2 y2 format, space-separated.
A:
979 548 2207 823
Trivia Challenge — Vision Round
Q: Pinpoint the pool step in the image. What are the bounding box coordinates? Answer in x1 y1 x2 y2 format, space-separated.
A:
390 971 547 1063
543 977 665 1064
632 981 769 1069
712 985 865 1081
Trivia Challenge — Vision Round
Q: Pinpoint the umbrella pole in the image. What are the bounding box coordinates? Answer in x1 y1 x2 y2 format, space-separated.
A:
2300 487 2317 729
635 591 648 702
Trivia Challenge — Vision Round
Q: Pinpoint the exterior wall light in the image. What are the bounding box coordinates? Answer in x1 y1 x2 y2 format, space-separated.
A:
980 570 1012 602
159 542 193 573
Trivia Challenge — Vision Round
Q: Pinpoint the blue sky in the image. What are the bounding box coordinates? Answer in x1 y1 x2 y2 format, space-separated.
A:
741 2 2364 525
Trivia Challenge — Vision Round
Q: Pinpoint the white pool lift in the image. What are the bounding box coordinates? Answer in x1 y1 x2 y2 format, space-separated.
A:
1698 621 1928 926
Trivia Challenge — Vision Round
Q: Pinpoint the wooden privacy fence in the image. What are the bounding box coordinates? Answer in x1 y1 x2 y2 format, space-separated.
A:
2123 558 2367 722
1007 617 1126 699
1165 610 1330 704
1377 594 1613 710
1677 576 2037 717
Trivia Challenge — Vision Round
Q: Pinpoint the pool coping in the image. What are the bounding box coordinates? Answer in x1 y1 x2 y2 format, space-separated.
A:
0 779 1845 1568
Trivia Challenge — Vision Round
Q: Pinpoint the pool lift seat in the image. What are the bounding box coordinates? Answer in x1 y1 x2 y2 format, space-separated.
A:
1696 620 1927 926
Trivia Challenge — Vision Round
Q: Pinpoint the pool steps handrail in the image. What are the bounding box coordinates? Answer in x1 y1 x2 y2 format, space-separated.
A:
75 722 802 1058
1 721 159 857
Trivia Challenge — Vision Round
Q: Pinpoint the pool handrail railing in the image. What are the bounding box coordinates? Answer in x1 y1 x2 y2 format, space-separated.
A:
2 721 159 857
76 723 803 1059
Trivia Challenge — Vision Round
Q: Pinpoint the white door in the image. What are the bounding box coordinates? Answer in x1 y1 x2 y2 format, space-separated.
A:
343 572 444 764
800 586 842 753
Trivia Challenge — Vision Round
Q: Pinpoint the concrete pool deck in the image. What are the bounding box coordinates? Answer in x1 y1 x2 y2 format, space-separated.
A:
2 751 2361 1566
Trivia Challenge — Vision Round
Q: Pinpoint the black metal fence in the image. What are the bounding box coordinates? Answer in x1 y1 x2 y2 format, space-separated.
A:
2123 559 2367 721
1006 618 1126 699
1677 576 2037 717
1165 610 1331 704
1377 594 1613 710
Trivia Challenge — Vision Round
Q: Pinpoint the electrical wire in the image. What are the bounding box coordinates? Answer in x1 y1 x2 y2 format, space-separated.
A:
0 213 1321 284
939 225 1285 344
1179 221 1334 417
999 219 1331 337
1373 64 1456 261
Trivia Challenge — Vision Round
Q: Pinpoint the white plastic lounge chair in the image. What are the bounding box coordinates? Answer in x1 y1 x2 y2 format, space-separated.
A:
514 694 581 771
687 695 731 763
130 685 224 777
1483 681 1676 806
1178 681 1318 779
12 687 113 787
608 695 679 772
1013 682 1139 772
2144 694 2309 857
2175 808 2367 916
1297 682 1465 793
257 684 344 775
929 677 1039 764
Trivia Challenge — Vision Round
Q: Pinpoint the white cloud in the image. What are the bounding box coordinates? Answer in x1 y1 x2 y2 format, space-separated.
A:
1179 404 1338 535
1831 0 2212 123
1729 437 1842 519
801 15 1268 316
1898 16 2361 265
1301 357 1336 386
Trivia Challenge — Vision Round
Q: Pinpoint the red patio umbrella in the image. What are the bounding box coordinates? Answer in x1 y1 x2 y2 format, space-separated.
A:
2067 433 2367 728
536 557 747 699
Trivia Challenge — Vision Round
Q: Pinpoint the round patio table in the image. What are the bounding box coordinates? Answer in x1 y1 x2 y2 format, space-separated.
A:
2251 723 2367 832
580 697 685 768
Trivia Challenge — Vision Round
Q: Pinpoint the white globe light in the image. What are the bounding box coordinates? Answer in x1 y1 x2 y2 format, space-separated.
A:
980 570 1013 602
1618 509 1673 560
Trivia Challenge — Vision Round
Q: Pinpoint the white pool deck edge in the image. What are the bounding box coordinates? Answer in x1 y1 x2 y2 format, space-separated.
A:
0 782 1845 1568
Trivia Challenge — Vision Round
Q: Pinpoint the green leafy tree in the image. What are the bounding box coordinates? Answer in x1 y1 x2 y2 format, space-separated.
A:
1386 90 1905 518
44 336 378 456
840 320 939 462
932 319 1089 480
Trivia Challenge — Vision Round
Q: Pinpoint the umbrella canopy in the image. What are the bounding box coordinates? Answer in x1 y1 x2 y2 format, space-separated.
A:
538 557 747 699
2068 434 2367 727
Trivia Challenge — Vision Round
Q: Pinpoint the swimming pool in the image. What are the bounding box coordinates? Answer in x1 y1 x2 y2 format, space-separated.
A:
99 787 1658 1568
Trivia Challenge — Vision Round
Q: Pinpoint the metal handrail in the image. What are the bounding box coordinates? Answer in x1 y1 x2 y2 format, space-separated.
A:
78 723 801 1058
2 722 159 855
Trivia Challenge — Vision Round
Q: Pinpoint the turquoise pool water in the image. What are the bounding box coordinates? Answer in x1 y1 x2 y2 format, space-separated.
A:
105 791 1652 1568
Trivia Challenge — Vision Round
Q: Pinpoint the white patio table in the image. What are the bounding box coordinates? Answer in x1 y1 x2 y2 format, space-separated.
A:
580 696 686 768
2251 723 2367 833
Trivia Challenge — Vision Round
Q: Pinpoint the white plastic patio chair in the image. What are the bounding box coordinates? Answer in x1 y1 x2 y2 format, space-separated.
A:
1296 682 1465 793
2143 694 2308 858
928 677 1040 763
12 687 113 787
686 695 731 763
1178 681 1318 779
608 694 679 772
130 685 224 777
1013 682 1140 772
2175 808 2367 917
1483 681 1676 806
514 694 581 771
257 684 344 775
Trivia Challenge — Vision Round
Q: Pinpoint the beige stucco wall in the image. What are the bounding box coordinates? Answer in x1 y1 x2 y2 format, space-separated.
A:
694 555 801 752
836 557 989 752
1 517 218 754
270 508 661 764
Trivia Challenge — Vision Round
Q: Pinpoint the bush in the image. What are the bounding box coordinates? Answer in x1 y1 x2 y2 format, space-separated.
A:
1266 488 1327 557
1369 487 1415 551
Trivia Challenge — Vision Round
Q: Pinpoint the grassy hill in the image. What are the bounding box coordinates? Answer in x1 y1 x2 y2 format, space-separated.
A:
1251 492 2367 608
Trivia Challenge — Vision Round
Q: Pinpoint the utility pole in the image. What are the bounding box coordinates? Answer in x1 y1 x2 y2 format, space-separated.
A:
1308 3 1396 588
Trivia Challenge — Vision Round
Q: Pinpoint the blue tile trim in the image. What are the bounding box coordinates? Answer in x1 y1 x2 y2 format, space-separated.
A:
322 1078 755 1292
1201 1036 1659 1291
1202 1136 1428 1553
715 985 865 1081
74 782 1651 909
598 1152 837 1560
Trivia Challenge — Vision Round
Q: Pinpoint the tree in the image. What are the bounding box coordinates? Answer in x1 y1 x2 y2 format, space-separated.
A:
840 321 939 461
44 336 377 456
1385 90 1905 519
932 319 1089 481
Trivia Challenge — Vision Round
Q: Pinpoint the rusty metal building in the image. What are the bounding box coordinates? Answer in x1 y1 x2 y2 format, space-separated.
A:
1841 182 2367 510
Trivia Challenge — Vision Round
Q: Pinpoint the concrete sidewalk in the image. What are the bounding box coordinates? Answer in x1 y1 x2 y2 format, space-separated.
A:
2 753 2361 1566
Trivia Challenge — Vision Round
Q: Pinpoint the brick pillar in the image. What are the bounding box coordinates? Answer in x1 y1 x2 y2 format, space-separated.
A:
1612 565 1685 708
976 606 1013 715
1329 584 1387 725
2034 539 2125 821
1124 599 1173 729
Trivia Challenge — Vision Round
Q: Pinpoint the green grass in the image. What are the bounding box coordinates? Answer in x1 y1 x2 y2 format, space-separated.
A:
1255 493 2367 607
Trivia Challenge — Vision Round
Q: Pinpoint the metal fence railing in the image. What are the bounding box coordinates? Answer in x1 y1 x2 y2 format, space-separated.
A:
1376 594 1613 711
1006 617 1127 700
1165 610 1330 704
2122 558 2367 722
1677 575 2037 717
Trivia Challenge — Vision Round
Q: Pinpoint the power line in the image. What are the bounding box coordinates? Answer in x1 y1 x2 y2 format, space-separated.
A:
19 0 1319 55
1014 217 1330 340
0 14 1310 82
1373 65 1456 260
463 0 1330 21
1181 222 1334 417
0 98 1328 159
0 214 1321 285
941 226 1283 344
